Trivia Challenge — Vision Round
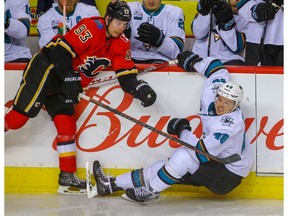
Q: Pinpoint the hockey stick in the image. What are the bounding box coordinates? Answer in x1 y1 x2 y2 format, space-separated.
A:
259 2 282 65
86 60 178 89
79 93 241 164
207 8 213 57
62 0 67 35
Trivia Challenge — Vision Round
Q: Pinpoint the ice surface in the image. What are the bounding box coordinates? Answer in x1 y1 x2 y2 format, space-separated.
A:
4 194 283 216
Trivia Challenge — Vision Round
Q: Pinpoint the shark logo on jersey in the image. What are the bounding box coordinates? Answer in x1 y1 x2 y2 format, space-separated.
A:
78 56 110 78
220 116 234 127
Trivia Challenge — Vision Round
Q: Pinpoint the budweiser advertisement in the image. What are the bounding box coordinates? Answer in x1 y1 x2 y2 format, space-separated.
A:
4 66 283 175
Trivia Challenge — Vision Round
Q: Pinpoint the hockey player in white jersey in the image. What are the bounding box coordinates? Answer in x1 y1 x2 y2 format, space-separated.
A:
5 0 32 63
90 51 253 203
231 0 283 66
127 0 185 63
192 0 246 65
37 0 100 48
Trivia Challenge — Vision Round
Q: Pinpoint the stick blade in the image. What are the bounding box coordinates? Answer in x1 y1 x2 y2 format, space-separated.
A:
220 153 241 164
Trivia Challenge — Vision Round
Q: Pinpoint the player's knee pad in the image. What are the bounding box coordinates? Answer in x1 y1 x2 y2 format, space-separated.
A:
5 109 29 130
53 114 76 142
45 94 75 118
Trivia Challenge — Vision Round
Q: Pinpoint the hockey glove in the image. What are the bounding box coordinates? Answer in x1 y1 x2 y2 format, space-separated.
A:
212 1 235 31
197 0 212 15
4 11 10 29
60 71 83 104
251 2 278 22
132 80 157 107
167 118 191 138
177 51 203 72
135 23 165 47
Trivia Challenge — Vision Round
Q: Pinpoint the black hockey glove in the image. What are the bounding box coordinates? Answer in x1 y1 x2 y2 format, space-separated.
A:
212 1 235 31
4 11 10 29
42 44 73 80
132 80 157 107
197 0 212 15
251 2 278 22
167 118 191 138
177 51 203 72
60 71 83 104
135 23 165 47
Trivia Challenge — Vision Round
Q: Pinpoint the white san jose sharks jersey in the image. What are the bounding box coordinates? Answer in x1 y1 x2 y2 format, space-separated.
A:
128 2 185 62
37 2 100 48
5 0 32 62
180 57 253 177
237 0 283 46
191 13 246 63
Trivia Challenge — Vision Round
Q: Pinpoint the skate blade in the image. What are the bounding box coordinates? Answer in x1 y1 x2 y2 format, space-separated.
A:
86 161 98 198
57 186 86 195
121 194 147 205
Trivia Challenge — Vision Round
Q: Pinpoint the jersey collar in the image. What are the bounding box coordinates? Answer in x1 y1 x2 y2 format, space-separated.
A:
142 4 165 16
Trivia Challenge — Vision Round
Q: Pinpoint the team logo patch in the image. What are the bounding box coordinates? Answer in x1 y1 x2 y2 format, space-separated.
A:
213 32 221 43
93 19 104 29
220 115 234 127
143 43 151 51
34 102 41 108
133 11 143 20
125 50 132 60
78 56 110 78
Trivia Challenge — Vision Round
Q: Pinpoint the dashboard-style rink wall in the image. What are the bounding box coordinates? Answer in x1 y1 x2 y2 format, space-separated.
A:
5 64 283 199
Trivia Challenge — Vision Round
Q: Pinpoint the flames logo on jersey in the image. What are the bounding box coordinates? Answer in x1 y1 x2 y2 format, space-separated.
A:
220 115 234 127
77 56 110 78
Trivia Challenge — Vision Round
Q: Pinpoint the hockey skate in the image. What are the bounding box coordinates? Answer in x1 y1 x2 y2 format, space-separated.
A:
122 185 160 204
57 171 86 194
86 161 98 198
93 160 121 196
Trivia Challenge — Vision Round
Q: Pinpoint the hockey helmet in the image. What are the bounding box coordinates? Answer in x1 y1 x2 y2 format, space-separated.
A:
217 81 244 110
106 1 131 22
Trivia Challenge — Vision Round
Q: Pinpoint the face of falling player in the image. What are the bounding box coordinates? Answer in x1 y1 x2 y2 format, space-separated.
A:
105 16 129 38
214 95 236 116
142 0 162 11
56 0 79 14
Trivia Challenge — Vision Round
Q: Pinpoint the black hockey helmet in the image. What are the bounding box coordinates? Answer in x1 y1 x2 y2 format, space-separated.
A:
106 1 131 22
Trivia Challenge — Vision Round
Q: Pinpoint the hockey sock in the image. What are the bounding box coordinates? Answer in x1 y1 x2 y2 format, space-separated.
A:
53 114 77 173
150 163 182 192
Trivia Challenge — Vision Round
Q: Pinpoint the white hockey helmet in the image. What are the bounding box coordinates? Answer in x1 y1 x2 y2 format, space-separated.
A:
217 81 244 110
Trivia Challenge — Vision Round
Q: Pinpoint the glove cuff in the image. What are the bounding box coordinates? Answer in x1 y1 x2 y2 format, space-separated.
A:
177 125 191 138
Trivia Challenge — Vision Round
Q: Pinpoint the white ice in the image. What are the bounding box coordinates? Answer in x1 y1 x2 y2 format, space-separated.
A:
5 194 283 216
